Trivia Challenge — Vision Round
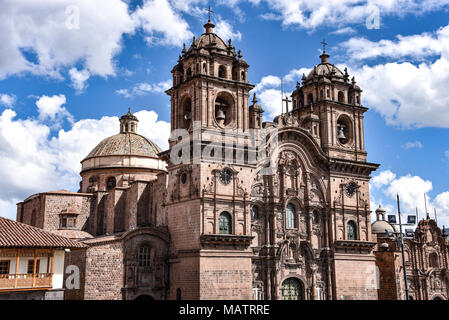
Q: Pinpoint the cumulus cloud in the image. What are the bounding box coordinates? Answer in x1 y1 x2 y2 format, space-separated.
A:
0 98 170 220
227 0 449 30
403 141 423 149
341 25 449 61
371 170 396 188
370 170 449 226
215 19 242 42
0 0 135 79
69 68 90 93
116 80 171 98
0 94 17 108
340 23 449 128
35 94 73 125
132 0 193 47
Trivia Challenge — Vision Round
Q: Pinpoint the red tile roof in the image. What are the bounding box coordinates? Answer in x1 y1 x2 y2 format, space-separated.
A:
0 217 87 249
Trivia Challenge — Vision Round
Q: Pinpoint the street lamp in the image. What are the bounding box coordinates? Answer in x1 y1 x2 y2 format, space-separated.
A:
396 194 410 300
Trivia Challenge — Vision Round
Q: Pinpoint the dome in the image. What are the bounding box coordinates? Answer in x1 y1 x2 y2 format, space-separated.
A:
372 220 395 234
306 52 345 81
83 132 161 161
186 20 232 55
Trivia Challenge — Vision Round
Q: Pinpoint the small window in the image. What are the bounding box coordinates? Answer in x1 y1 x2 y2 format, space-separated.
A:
286 203 296 229
219 212 232 234
176 288 182 300
107 177 116 190
186 68 192 78
347 221 357 240
252 205 259 220
60 215 77 228
307 93 313 105
312 210 319 224
27 260 40 274
0 261 10 275
338 91 344 103
218 65 227 78
429 252 439 268
138 246 151 267
241 71 246 81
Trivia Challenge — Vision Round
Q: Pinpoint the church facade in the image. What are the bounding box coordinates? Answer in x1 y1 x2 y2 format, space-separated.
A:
15 19 446 300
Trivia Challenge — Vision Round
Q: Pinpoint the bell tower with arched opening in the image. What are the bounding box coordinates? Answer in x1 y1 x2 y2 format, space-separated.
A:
162 18 257 300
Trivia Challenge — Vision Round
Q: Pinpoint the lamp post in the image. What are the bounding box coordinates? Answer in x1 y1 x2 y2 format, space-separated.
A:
396 194 410 300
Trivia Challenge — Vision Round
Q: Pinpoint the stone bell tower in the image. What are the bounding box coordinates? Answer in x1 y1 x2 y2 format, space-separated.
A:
163 18 258 300
290 48 380 299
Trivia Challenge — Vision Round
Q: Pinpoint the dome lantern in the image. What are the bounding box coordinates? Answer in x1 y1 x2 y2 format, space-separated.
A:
120 108 139 133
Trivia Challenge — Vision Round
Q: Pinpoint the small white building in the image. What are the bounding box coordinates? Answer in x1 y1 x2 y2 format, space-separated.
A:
0 216 86 300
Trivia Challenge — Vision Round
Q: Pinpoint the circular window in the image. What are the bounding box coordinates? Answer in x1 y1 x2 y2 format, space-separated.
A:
181 173 187 184
219 168 233 185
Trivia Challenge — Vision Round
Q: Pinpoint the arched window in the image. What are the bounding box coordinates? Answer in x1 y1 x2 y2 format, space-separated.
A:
338 91 344 103
138 246 151 267
307 93 313 105
347 221 357 240
186 68 192 78
252 205 259 220
429 252 439 268
312 210 319 224
281 278 303 300
320 90 324 100
241 71 246 81
218 65 227 78
219 212 232 234
176 288 182 300
106 177 116 190
286 203 296 229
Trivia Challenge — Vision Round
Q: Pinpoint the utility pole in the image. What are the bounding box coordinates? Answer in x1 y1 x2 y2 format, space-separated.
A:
397 194 409 300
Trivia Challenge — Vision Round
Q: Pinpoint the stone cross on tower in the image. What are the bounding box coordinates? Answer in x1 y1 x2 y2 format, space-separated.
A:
282 96 292 114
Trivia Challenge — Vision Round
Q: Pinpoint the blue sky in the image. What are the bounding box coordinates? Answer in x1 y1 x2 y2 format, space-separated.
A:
0 0 449 225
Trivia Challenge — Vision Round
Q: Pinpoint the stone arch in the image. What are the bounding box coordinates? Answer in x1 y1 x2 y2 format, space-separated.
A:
218 65 227 78
179 95 192 129
336 114 353 145
280 277 305 300
214 91 235 127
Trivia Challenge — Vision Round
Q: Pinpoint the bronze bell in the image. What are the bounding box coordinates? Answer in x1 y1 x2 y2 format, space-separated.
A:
337 126 346 141
216 109 226 122
184 112 191 121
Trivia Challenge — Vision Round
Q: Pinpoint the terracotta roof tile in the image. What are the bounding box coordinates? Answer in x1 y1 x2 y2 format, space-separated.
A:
0 217 87 249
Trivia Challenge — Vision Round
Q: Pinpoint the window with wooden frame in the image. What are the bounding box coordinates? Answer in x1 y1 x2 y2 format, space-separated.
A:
60 214 77 228
0 261 10 275
27 260 40 274
138 246 151 267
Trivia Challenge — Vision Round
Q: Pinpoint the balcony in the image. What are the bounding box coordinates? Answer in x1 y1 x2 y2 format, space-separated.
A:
0 273 52 291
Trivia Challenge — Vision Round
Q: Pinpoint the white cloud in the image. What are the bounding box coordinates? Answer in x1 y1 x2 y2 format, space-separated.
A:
341 23 449 128
330 27 356 35
371 170 397 189
116 80 172 98
341 25 448 61
0 0 135 79
350 55 449 128
244 0 449 30
35 94 72 124
258 88 282 120
403 141 423 149
69 68 90 93
0 94 17 108
445 150 449 159
132 0 193 47
254 75 281 92
215 20 242 42
0 97 170 220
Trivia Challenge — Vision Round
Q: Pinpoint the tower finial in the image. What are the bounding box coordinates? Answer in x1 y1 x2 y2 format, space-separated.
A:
319 39 330 63
203 6 215 34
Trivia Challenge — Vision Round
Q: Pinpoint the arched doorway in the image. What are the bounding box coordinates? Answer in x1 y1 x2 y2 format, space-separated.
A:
135 294 154 300
281 278 303 300
433 296 444 300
